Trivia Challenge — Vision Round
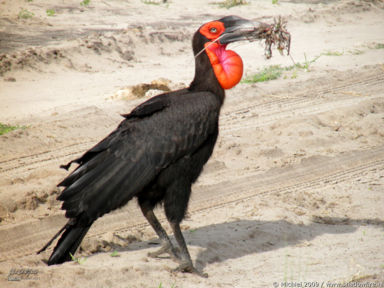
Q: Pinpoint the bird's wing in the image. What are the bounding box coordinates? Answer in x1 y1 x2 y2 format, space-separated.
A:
121 92 171 119
57 91 220 220
59 93 174 171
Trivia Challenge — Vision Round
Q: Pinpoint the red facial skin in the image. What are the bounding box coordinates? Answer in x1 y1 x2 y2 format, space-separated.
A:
199 21 244 90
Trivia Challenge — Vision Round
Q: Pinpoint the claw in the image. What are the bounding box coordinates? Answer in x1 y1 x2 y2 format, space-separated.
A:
172 261 208 278
148 242 181 262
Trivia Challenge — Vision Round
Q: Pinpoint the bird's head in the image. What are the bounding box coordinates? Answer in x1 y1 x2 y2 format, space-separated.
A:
192 16 269 90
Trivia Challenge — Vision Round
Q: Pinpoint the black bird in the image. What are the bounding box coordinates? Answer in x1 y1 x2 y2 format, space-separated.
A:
38 16 267 276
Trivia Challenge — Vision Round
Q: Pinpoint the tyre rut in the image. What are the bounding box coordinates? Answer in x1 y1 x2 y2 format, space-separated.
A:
1 145 383 262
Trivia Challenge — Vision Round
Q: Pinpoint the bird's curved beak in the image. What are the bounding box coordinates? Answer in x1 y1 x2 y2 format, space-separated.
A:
219 17 270 45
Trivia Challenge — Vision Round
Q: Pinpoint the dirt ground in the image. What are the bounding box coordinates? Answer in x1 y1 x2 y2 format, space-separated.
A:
0 0 384 287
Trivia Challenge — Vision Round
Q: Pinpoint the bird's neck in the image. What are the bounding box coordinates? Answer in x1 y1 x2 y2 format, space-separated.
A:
189 51 226 105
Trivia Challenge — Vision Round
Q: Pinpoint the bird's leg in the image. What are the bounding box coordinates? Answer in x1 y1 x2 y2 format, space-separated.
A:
170 222 208 278
163 181 207 277
139 203 180 260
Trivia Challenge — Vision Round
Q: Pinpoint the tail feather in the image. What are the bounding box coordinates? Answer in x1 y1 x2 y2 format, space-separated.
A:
37 222 69 255
38 218 92 265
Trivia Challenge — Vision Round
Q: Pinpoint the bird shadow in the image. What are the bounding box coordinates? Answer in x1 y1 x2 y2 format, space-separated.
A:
191 217 384 270
103 216 384 270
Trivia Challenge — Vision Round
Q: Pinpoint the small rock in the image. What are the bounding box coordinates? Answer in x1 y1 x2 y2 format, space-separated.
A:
145 89 164 98
2 198 17 213
4 76 16 82
0 204 9 221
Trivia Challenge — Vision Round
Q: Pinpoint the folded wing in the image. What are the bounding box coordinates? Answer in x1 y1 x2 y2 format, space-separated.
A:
56 90 220 221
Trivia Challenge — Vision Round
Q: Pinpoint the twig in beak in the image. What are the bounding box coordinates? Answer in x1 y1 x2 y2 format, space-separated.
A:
258 17 291 59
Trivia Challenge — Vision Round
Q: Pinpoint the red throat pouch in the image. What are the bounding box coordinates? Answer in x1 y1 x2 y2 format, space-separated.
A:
204 42 243 90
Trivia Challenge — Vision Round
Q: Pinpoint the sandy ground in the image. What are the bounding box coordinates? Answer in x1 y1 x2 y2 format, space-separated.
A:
0 0 384 287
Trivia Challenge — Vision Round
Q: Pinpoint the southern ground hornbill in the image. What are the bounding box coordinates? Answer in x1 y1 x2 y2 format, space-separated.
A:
38 16 270 276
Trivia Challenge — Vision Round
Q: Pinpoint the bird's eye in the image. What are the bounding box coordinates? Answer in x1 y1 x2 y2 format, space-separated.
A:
210 27 217 33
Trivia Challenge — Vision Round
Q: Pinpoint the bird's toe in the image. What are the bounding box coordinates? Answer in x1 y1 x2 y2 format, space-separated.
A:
172 261 208 278
148 243 181 262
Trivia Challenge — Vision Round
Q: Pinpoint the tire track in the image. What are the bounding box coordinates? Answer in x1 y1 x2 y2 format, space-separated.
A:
222 69 384 118
0 142 94 174
1 69 382 178
1 145 383 262
220 72 384 132
222 94 381 133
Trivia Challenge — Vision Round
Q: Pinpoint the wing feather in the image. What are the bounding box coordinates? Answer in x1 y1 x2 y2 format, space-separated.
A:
57 91 220 221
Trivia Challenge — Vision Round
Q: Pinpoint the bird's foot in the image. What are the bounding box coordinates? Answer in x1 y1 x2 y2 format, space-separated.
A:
172 261 208 278
148 242 181 261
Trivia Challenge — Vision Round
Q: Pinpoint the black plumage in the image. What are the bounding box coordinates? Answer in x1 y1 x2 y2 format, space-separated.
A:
38 16 265 276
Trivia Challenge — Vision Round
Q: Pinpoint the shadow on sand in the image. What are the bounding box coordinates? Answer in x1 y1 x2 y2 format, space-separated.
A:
107 216 383 270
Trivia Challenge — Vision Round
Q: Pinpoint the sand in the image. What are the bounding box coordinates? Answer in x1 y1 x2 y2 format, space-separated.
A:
0 0 384 287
